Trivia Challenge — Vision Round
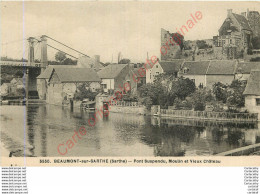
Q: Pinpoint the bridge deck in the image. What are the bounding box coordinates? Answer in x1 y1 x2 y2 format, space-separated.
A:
0 61 42 67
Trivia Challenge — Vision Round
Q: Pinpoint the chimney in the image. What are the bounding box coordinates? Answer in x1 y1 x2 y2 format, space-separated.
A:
94 55 100 63
227 9 232 17
241 12 246 17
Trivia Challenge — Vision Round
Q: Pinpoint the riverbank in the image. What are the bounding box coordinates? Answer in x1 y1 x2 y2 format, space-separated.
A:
216 143 260 156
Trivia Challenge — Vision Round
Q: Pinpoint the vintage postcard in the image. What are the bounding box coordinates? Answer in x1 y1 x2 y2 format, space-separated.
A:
1 1 260 166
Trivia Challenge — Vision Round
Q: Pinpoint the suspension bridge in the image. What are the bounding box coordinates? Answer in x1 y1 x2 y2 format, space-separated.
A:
1 35 90 101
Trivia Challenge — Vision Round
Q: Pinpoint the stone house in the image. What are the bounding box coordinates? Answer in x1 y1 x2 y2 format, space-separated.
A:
97 64 136 93
180 61 209 88
213 9 253 59
180 60 237 88
37 68 101 105
206 60 237 88
147 59 185 83
243 70 260 120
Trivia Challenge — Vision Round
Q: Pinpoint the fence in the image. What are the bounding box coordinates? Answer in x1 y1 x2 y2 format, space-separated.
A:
159 109 258 122
109 101 142 107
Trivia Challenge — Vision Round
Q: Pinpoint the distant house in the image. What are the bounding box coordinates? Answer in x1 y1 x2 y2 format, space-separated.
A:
243 70 260 120
213 9 253 59
147 59 185 83
180 61 209 88
97 64 135 93
235 62 260 81
37 65 76 100
37 68 101 105
206 60 237 88
181 60 237 88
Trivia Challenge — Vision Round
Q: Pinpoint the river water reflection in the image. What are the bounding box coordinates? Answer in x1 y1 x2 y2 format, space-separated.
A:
1 105 260 157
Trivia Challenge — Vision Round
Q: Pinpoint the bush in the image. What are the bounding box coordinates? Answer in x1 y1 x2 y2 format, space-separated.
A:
194 102 205 111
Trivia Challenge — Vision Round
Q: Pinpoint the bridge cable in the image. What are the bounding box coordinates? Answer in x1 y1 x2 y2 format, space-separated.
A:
45 36 90 58
46 44 78 59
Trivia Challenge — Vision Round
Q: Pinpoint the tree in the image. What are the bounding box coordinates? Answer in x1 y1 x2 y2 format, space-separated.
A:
227 80 246 107
119 58 131 64
189 89 214 111
63 58 77 65
138 75 195 109
196 40 209 49
252 36 260 49
172 33 184 51
55 51 66 63
74 83 98 101
213 82 228 103
172 77 196 100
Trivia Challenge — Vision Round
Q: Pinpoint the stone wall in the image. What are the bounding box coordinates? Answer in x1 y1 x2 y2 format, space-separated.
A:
109 105 147 115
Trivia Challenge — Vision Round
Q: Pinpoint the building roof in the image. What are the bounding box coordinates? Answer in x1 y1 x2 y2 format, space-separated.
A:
181 60 237 75
11 78 23 82
51 68 101 83
182 61 210 75
207 60 237 75
236 62 260 74
37 65 77 79
159 60 185 73
243 70 260 96
97 64 128 79
232 13 252 31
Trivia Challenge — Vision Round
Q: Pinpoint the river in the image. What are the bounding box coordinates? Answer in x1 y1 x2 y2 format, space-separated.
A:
1 104 260 157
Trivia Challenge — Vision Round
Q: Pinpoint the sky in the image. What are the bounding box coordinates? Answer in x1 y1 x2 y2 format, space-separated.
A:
1 1 259 63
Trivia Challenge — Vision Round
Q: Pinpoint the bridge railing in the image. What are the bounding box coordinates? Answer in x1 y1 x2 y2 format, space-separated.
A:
0 61 42 67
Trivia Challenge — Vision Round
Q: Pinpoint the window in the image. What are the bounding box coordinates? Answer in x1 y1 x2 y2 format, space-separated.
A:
134 64 137 68
256 98 260 106
156 65 158 68
199 83 204 88
150 73 152 79
164 34 167 39
183 67 189 74
102 84 107 89
156 72 159 75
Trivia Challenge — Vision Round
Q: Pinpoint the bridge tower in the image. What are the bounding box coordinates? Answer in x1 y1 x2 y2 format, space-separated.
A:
40 35 48 69
37 35 48 100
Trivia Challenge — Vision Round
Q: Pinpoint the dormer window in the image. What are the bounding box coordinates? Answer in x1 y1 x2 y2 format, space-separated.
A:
183 67 189 74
